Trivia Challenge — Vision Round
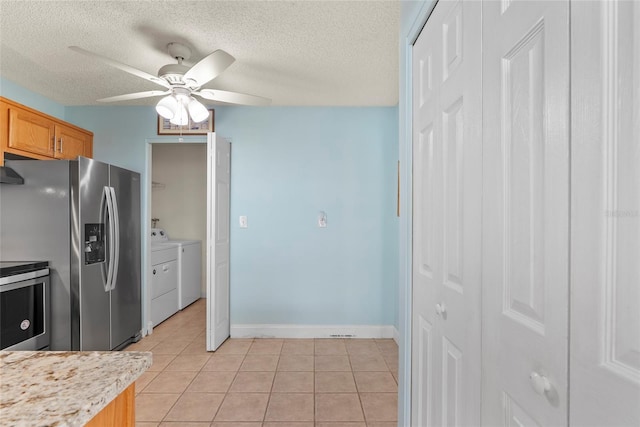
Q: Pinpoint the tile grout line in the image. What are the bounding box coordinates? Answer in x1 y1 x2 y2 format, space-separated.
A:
157 327 203 423
313 339 316 422
350 347 369 424
260 342 281 423
212 338 253 423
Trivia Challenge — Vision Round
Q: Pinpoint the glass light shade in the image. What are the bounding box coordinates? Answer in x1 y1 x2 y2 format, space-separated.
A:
155 95 178 119
169 102 189 126
187 97 209 123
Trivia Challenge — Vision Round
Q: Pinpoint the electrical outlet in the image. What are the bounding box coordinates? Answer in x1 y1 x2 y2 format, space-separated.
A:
318 211 327 227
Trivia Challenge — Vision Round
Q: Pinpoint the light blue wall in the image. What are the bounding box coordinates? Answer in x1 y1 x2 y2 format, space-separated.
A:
69 105 400 328
1 78 399 330
1 77 65 119
398 1 436 425
221 107 398 325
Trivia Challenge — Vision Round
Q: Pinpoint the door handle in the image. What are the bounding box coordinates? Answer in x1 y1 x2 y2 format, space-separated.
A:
435 303 447 316
103 186 115 292
108 187 120 291
529 371 551 396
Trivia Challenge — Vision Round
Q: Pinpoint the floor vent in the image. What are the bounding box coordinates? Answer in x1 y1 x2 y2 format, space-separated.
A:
329 334 356 338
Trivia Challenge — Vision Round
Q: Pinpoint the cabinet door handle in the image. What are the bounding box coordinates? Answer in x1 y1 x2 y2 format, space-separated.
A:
58 137 63 153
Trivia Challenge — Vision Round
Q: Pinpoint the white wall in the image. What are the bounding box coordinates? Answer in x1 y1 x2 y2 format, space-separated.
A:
151 143 207 295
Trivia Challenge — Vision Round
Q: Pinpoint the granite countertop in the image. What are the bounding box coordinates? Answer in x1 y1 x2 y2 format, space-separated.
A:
0 351 152 427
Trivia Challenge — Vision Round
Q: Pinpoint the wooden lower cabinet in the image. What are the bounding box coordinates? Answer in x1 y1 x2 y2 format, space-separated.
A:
85 383 135 427
0 97 93 165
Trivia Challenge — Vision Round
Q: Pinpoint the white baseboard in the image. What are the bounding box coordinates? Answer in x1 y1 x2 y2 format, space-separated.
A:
230 324 396 339
392 326 399 345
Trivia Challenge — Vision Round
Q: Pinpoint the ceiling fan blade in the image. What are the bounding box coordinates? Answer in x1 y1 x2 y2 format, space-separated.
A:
196 89 271 106
69 46 170 89
184 50 235 87
97 90 170 103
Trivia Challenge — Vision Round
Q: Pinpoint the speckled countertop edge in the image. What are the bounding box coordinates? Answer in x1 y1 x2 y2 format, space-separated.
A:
0 351 152 427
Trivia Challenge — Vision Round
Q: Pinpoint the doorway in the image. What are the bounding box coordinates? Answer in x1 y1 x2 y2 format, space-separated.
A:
145 135 231 351
148 141 207 332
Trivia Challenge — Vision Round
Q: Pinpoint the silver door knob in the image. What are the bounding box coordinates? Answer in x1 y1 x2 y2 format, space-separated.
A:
529 371 551 395
435 303 447 315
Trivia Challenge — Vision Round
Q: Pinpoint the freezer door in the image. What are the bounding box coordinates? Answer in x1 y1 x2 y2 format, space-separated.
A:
109 165 141 349
77 157 111 350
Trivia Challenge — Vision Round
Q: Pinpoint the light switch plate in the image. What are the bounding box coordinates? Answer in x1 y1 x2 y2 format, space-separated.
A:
239 216 248 228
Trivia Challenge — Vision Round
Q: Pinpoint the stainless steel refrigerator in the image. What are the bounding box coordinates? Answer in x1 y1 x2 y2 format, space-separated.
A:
0 157 141 350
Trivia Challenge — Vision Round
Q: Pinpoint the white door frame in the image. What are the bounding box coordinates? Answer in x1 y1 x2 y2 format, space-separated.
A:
399 1 440 424
144 136 206 335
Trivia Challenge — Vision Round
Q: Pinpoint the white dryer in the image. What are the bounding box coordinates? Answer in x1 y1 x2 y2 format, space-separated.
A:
152 228 202 310
150 229 179 325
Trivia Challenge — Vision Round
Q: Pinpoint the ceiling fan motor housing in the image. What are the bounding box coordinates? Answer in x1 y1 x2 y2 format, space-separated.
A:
158 63 194 86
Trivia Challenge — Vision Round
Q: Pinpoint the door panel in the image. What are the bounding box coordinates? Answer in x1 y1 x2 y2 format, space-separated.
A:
109 165 141 349
570 1 640 425
413 3 443 423
412 0 482 424
207 133 231 351
482 1 569 425
416 315 434 427
77 157 111 351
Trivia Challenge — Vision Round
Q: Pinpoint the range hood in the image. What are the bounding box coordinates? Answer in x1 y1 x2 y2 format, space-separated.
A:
0 166 24 184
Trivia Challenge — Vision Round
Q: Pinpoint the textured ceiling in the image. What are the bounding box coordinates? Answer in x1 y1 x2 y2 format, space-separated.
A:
0 0 400 107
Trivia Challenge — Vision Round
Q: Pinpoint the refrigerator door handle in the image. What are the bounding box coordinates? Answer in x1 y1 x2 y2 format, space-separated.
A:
109 186 120 291
104 185 115 292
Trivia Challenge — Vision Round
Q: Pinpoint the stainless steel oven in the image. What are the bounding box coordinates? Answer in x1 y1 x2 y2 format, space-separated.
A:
0 261 50 351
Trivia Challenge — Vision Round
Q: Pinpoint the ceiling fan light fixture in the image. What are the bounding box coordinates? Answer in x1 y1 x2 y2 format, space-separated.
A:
169 102 189 126
187 97 209 123
156 95 177 119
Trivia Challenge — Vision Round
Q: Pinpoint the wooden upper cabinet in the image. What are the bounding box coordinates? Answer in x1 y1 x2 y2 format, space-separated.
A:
0 97 93 165
54 123 91 159
8 106 56 157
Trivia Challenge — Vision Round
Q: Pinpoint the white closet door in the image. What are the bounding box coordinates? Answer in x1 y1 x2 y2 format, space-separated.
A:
206 133 231 351
411 0 482 424
481 1 570 425
570 1 640 425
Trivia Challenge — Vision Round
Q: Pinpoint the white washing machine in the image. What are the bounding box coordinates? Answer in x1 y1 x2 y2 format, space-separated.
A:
152 228 202 310
150 229 179 326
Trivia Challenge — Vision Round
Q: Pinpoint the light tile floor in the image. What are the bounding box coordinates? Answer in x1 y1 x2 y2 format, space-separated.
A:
126 299 399 426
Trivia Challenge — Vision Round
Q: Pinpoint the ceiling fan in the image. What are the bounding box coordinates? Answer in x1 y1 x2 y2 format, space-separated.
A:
69 42 271 125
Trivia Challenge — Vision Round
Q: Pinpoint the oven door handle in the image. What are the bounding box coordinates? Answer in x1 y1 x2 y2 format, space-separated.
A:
108 186 120 291
104 186 115 292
